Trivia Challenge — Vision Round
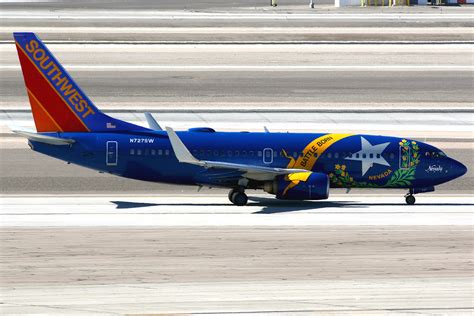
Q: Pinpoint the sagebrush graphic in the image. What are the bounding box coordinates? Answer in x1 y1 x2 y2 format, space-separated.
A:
330 140 420 188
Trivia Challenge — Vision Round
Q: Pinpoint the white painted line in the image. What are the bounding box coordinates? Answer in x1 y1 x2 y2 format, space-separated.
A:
2 26 473 34
1 64 472 71
1 13 472 20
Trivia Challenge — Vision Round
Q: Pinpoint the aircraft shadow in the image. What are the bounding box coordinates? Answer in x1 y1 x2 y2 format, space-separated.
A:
111 201 232 209
111 199 358 210
249 197 364 214
110 199 474 212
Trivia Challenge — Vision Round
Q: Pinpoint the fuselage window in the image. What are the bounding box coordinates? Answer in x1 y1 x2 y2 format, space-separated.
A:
362 153 366 158
258 151 262 157
334 153 339 159
130 149 135 155
192 149 198 156
137 149 142 156
389 153 395 159
242 150 247 157
158 149 163 156
151 149 156 155
227 150 233 157
356 153 360 158
200 149 205 157
144 149 149 156
249 151 254 157
213 150 219 157
376 153 381 158
235 150 240 157
369 153 373 159
207 150 212 156
327 152 332 159
165 149 170 156
293 152 298 158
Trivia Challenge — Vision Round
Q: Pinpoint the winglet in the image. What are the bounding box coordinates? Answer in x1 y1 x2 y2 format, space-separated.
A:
165 127 202 165
145 112 162 131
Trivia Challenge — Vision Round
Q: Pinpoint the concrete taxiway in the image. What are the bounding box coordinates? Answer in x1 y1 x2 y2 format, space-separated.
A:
1 44 472 109
1 2 473 315
2 195 473 226
1 195 473 314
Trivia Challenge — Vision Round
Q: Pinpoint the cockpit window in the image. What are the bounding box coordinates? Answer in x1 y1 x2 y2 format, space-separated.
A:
424 151 446 158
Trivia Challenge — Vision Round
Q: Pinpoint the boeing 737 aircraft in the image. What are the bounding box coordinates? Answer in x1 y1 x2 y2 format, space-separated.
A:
12 32 467 205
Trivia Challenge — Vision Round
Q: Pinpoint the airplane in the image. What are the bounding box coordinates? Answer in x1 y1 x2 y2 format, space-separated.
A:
12 32 467 206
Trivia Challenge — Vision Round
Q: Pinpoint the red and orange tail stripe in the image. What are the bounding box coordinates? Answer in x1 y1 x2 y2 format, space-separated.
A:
16 42 89 132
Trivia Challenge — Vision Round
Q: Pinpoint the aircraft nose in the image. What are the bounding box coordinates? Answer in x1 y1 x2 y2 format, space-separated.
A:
449 158 467 180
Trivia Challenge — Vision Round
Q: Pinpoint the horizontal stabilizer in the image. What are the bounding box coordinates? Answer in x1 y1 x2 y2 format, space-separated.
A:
13 130 75 145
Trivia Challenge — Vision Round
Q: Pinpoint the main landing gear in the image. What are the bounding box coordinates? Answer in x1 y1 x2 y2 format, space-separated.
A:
229 188 248 206
405 188 416 205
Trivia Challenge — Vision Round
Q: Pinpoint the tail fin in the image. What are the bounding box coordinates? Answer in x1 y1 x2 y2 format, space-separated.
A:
14 32 148 132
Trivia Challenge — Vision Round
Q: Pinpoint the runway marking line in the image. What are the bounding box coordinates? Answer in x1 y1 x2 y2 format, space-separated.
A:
1 65 473 71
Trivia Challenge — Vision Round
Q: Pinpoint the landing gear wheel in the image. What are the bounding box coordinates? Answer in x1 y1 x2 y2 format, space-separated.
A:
405 195 416 205
231 192 248 206
228 189 238 203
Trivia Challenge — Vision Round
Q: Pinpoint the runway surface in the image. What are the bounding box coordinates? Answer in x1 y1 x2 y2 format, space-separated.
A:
1 195 473 314
2 195 473 226
1 2 473 315
1 44 472 109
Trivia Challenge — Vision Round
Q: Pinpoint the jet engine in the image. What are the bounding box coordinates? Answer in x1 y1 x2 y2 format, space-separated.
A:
264 172 329 200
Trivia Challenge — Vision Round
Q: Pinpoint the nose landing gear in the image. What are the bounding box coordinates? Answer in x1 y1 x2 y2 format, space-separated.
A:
405 188 416 205
228 188 248 206
405 194 416 205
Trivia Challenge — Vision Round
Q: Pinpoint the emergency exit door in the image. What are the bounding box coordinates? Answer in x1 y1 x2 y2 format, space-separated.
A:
106 141 118 166
263 148 273 164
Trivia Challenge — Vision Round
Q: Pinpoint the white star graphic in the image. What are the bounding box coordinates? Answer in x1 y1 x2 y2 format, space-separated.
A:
345 137 391 176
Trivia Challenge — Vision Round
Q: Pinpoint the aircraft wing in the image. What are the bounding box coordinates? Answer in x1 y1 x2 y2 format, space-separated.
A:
13 130 75 145
166 127 307 181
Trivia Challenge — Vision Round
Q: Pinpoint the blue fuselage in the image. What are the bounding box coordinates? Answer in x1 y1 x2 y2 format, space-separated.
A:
30 130 467 193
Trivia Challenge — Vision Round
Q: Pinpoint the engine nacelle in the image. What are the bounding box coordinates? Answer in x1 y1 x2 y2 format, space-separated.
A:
264 172 329 200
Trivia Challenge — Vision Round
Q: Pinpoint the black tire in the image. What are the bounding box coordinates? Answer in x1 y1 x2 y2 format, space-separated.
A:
406 195 416 205
231 192 248 206
228 189 237 203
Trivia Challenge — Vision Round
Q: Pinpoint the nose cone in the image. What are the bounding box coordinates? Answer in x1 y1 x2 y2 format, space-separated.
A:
450 158 467 180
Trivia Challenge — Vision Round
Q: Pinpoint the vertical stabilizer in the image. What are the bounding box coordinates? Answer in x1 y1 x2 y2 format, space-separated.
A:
14 32 148 132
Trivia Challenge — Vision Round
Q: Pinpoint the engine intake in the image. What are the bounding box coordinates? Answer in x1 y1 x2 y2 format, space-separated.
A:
264 172 329 200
